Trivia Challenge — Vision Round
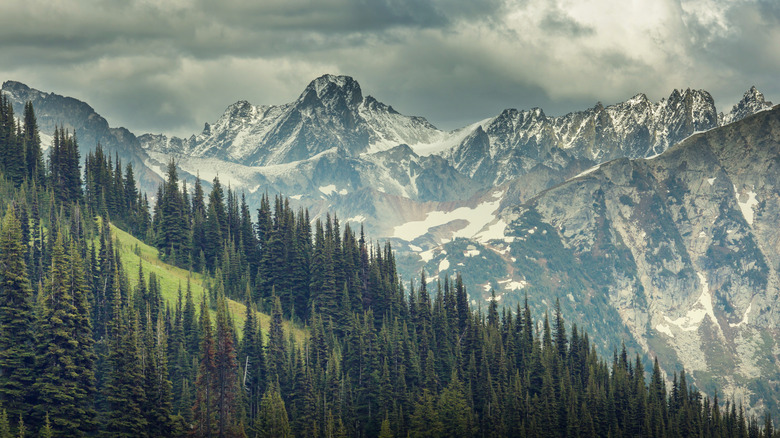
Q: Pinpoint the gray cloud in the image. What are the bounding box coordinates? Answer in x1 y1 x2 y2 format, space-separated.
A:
0 0 777 137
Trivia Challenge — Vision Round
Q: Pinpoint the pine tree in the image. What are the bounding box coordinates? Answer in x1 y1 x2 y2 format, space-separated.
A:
0 207 36 421
437 370 475 437
142 313 173 436
240 299 265 430
256 383 291 438
214 294 243 437
104 284 147 437
157 159 190 267
193 296 217 437
0 97 24 186
22 102 44 185
34 235 97 436
409 389 443 438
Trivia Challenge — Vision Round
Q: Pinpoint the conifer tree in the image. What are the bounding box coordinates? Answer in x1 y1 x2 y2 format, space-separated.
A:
157 159 190 267
0 97 24 186
21 102 44 185
214 294 243 437
34 234 97 436
0 208 36 421
256 383 291 438
266 294 287 392
193 296 217 437
104 285 147 436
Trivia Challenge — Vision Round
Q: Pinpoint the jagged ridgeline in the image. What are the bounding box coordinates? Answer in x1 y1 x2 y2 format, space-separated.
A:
1 101 779 437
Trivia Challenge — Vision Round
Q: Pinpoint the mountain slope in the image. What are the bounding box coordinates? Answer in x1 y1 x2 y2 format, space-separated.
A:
110 221 307 342
454 105 780 415
1 81 163 195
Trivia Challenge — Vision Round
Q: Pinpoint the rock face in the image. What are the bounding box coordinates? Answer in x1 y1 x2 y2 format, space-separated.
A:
446 107 780 417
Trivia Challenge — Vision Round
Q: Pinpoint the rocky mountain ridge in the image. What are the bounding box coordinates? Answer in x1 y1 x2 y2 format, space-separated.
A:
1 80 162 195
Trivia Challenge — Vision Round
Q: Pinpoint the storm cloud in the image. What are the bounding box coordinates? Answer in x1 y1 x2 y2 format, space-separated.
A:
0 0 776 137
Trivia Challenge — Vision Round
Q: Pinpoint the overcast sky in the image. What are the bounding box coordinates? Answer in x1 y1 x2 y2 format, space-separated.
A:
0 0 777 137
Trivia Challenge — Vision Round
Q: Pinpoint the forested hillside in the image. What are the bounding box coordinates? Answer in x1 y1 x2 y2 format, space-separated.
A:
0 98 778 437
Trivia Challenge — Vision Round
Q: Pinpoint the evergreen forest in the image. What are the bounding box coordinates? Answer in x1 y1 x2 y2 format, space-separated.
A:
0 97 779 437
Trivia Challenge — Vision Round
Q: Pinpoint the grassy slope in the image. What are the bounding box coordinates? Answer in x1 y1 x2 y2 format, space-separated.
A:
110 223 307 343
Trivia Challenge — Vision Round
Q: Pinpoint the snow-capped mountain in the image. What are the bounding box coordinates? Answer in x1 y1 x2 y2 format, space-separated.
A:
140 75 445 166
720 86 774 126
139 76 766 213
441 88 721 187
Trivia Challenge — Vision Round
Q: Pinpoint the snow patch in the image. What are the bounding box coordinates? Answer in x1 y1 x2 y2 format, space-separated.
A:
734 185 758 225
346 215 366 223
408 244 422 252
707 177 716 186
498 277 528 291
290 194 303 200
409 118 493 156
656 324 674 338
319 184 337 195
729 303 752 328
419 248 440 263
464 246 481 257
392 196 503 241
438 258 450 272
575 164 601 178
663 273 719 333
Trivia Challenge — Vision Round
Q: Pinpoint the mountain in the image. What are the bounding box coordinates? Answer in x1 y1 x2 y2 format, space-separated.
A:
139 74 445 166
424 105 780 416
0 81 162 195
3 75 777 415
721 86 774 126
441 88 722 188
136 76 770 239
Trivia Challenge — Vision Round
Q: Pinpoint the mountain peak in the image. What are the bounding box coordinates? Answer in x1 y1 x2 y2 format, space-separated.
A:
721 86 773 126
302 74 363 106
743 85 767 103
2 80 31 92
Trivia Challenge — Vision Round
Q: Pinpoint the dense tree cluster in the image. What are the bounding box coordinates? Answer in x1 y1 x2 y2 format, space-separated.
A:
84 143 151 237
0 97 44 187
0 100 777 437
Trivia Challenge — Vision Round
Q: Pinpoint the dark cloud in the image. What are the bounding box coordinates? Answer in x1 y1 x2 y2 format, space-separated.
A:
0 0 776 137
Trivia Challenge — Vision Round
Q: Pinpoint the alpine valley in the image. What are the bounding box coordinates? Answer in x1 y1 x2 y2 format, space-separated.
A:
3 75 778 416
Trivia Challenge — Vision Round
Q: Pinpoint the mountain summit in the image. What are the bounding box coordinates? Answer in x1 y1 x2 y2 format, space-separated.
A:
140 74 442 166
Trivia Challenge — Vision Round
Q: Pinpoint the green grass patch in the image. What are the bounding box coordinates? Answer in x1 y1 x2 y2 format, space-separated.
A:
109 223 307 344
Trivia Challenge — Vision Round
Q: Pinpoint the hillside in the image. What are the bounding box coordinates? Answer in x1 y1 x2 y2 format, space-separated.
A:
109 222 307 343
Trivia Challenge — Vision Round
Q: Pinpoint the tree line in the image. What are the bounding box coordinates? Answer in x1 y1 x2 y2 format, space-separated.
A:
0 98 777 437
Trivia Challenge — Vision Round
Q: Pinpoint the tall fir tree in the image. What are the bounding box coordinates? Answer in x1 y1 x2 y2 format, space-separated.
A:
34 234 97 436
0 207 36 422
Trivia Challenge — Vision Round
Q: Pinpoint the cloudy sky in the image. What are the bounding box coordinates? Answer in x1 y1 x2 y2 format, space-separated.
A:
0 0 777 136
